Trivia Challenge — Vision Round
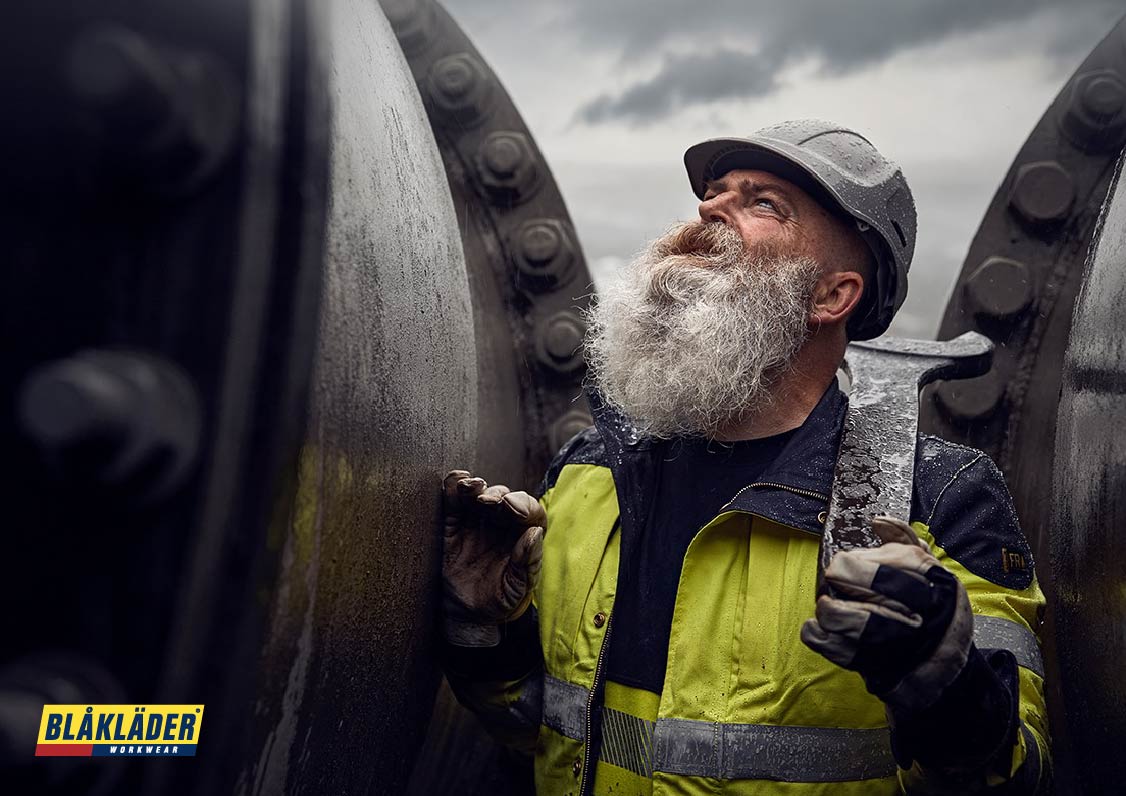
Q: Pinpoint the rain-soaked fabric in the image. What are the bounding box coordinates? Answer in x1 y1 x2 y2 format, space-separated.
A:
606 430 796 695
446 383 1049 794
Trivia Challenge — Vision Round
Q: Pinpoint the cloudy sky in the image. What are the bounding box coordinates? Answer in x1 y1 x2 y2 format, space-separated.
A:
442 0 1123 337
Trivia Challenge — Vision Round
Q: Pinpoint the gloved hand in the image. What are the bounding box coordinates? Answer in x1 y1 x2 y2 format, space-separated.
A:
800 515 974 712
442 470 546 648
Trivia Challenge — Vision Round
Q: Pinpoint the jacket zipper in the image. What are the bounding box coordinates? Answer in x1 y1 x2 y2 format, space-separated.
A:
578 611 613 796
721 481 829 511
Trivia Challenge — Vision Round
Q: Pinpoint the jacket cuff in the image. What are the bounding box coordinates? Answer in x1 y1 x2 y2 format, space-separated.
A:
888 644 1019 774
441 609 542 682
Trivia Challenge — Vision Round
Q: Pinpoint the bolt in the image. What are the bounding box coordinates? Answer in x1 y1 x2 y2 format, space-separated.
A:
933 369 1006 424
66 24 238 196
535 311 587 378
379 0 436 55
426 53 494 128
476 131 539 205
512 219 578 292
550 410 593 452
964 257 1034 323
18 350 201 505
1008 161 1075 227
1060 69 1126 152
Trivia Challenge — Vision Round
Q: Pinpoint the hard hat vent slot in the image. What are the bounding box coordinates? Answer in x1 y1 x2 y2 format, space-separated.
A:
891 220 908 247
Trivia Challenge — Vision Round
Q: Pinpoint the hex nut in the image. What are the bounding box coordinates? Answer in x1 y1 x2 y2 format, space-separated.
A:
933 369 1006 424
1008 161 1076 226
379 0 436 55
1060 69 1126 153
426 53 494 127
964 256 1034 323
512 218 578 291
476 131 540 205
550 410 594 452
535 311 587 378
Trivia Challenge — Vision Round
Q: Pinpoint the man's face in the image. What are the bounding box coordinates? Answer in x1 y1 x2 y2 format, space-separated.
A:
697 168 836 267
583 172 829 439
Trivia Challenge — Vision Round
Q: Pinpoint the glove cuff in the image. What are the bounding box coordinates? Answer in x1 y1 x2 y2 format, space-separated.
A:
444 617 502 647
880 569 973 712
887 644 1019 774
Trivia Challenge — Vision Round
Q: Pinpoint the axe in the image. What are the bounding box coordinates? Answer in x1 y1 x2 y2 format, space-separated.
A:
818 332 993 593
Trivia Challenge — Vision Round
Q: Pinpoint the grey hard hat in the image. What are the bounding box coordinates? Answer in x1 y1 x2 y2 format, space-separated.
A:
684 119 916 340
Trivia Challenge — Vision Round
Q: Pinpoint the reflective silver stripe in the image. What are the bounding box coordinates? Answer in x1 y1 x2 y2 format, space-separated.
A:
600 707 656 777
973 615 1045 677
543 675 587 740
544 678 897 782
653 718 896 782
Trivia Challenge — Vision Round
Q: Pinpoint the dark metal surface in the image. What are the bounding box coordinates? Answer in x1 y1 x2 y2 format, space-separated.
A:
2 0 478 793
1049 151 1126 796
821 334 992 578
376 3 598 794
920 15 1126 793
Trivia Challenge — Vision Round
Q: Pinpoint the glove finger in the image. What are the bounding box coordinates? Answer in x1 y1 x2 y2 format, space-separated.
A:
500 526 543 614
800 618 858 668
824 546 930 608
871 515 929 551
456 476 488 502
477 484 512 505
828 543 936 579
443 470 474 514
501 491 547 528
813 595 871 639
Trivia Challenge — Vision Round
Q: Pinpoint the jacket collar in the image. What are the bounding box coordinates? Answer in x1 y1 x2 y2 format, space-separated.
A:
587 380 845 536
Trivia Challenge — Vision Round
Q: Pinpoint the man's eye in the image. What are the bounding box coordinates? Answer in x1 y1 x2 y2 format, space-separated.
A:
754 198 778 210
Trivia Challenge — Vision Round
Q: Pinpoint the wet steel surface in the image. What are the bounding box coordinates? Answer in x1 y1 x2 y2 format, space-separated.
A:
239 1 476 794
918 16 1126 793
821 334 992 579
1050 152 1126 796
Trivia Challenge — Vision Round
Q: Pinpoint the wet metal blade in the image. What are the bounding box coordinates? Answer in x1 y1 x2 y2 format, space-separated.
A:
819 333 994 586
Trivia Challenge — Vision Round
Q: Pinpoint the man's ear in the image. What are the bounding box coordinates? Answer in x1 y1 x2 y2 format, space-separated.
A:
809 270 865 328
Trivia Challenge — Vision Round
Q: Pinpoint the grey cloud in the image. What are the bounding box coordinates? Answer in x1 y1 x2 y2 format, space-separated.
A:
579 49 778 124
564 0 1122 125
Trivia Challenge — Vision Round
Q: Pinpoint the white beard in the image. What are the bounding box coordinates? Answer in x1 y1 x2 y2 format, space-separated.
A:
585 222 821 439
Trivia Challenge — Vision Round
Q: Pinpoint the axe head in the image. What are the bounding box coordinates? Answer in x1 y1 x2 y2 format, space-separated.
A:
817 332 993 596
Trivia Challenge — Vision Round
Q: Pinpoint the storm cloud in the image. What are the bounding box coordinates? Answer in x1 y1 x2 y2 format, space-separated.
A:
567 0 1123 125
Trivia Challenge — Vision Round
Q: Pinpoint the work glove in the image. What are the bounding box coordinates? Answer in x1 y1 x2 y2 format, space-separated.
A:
442 470 546 647
800 515 974 712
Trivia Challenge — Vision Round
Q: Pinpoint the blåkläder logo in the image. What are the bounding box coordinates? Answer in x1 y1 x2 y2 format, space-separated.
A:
36 705 204 757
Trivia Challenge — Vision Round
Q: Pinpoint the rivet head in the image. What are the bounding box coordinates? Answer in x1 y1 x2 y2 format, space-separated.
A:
572 757 582 777
593 611 607 628
964 256 1034 323
1009 161 1076 226
1061 69 1126 152
476 131 540 205
512 218 577 292
535 311 587 376
934 369 1006 424
426 53 494 127
550 410 593 453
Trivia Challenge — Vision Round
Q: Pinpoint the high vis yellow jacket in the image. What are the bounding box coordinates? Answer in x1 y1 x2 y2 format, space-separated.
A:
445 383 1049 795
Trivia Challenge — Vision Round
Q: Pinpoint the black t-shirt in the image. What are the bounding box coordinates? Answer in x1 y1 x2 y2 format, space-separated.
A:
604 430 796 695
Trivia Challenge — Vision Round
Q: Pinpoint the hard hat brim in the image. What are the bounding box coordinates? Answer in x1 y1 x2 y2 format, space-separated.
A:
685 137 852 223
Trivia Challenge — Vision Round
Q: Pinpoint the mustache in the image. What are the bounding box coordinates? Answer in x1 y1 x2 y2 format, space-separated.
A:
651 222 785 262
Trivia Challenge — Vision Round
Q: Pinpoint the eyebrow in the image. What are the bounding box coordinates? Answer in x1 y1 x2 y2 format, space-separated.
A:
704 177 794 200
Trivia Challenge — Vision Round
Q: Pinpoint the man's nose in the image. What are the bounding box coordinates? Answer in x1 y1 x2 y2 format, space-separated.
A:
698 192 734 225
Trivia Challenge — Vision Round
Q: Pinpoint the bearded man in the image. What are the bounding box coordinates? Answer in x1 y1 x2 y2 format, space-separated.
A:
440 120 1049 795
